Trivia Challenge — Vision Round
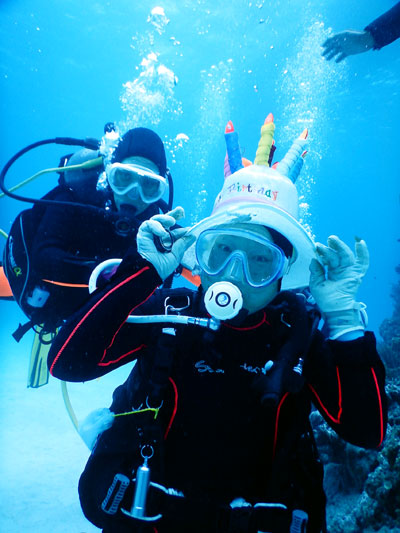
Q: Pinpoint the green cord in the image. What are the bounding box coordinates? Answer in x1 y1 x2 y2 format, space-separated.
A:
0 156 103 200
114 407 160 420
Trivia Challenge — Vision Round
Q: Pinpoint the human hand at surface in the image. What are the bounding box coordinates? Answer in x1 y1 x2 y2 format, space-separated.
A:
309 236 369 339
322 30 374 62
137 206 195 280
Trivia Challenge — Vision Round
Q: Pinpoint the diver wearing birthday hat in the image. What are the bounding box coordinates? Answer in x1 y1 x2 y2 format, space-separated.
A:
184 115 311 290
48 115 386 533
181 114 312 321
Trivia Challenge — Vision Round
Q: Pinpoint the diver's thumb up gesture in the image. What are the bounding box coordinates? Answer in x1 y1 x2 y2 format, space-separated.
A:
137 207 195 280
309 236 369 339
309 235 369 312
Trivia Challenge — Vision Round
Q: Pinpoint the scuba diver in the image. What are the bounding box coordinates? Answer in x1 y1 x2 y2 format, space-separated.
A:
47 115 387 533
1 125 173 338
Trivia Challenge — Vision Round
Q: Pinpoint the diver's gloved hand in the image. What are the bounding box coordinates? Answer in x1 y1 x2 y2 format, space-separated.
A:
137 207 195 281
309 235 369 340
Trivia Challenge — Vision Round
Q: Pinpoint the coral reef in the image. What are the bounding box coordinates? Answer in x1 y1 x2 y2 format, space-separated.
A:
312 265 400 532
314 380 400 532
379 264 400 379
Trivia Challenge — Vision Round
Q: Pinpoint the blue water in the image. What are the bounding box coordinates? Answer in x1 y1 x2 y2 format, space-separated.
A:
0 1 399 531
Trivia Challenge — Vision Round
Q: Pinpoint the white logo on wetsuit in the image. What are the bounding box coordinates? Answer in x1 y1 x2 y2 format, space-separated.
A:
194 360 267 375
195 360 225 374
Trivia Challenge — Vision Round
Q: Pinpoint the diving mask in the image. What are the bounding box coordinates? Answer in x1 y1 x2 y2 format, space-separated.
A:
196 228 288 288
106 163 167 203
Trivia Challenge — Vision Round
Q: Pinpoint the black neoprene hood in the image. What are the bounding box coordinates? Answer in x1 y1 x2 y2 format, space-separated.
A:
111 128 167 176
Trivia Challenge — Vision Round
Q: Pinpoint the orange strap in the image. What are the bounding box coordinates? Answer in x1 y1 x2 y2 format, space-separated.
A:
181 267 201 287
0 268 200 300
45 270 199 289
0 266 13 299
42 279 89 288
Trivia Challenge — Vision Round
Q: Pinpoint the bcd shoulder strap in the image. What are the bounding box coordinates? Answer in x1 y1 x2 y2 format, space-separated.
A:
252 291 320 408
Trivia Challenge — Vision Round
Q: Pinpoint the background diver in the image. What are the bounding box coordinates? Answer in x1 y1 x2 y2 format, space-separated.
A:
2 125 174 338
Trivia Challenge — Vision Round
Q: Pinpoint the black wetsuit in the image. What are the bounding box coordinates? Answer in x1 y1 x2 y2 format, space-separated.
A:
48 253 387 533
29 182 158 325
365 2 400 50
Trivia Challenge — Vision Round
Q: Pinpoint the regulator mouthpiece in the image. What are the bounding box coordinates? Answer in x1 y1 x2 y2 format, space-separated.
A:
204 281 243 321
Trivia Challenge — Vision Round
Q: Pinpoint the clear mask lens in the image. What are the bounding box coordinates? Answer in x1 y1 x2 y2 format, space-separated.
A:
107 163 166 203
196 228 287 287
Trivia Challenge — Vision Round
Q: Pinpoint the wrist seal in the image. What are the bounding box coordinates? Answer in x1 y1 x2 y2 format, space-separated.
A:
324 302 368 340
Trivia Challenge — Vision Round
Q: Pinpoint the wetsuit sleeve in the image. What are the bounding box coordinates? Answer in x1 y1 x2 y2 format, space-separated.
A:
305 331 387 449
364 2 400 50
48 251 163 382
31 188 99 284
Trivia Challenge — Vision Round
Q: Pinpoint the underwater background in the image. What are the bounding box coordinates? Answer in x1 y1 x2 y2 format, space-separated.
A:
0 1 399 531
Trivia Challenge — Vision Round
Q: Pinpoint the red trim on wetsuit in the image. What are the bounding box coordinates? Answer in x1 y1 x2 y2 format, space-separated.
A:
164 377 178 440
272 392 290 460
98 344 147 367
49 266 153 376
371 367 385 447
223 311 270 331
308 366 342 425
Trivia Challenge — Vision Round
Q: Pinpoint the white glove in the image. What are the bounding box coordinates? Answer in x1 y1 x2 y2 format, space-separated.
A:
137 206 195 281
309 235 369 339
